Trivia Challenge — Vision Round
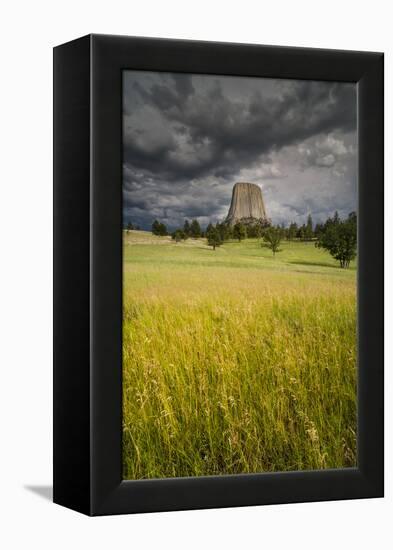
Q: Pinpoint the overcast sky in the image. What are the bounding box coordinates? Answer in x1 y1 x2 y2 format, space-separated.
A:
123 70 357 230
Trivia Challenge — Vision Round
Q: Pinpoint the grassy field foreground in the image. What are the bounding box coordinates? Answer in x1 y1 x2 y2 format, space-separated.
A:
122 230 357 479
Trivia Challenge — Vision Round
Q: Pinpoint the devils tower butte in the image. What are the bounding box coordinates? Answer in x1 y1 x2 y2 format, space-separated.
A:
225 182 268 226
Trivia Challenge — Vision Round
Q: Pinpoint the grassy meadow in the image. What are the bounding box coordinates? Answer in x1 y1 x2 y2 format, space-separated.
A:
122 230 357 479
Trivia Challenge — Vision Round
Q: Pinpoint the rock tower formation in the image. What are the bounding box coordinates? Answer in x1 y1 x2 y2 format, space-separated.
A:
225 182 268 226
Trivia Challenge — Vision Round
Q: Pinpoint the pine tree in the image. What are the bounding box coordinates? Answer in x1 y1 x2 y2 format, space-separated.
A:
298 224 306 241
305 214 313 241
190 219 201 238
233 222 247 242
207 227 222 250
152 220 161 235
171 229 184 243
314 223 324 239
183 220 191 237
288 222 298 241
206 223 214 236
152 220 168 236
158 222 168 236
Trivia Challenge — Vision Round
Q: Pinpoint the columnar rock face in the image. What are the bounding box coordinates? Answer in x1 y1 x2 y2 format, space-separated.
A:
225 182 267 226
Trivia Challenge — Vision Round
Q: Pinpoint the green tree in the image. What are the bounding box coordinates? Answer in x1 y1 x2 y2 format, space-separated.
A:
152 220 168 236
254 223 263 240
152 219 161 235
206 223 214 236
305 214 313 241
160 223 168 236
183 220 191 237
207 227 222 250
263 226 283 257
126 221 134 232
247 219 271 239
171 229 184 243
288 222 298 241
215 222 224 240
207 222 228 242
316 212 357 268
314 222 324 239
233 222 247 242
190 219 201 238
224 223 231 240
297 224 306 241
247 222 260 238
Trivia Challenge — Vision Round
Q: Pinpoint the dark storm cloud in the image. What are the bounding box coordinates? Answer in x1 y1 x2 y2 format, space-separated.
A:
123 71 357 229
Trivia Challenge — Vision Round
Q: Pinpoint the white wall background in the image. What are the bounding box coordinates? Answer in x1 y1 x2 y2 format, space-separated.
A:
0 1 391 548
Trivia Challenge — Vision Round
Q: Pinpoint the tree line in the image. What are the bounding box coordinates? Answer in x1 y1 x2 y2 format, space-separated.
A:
261 211 357 268
166 218 272 245
127 211 357 268
125 221 141 232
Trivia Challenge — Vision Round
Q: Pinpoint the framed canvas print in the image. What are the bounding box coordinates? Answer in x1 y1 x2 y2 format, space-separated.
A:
53 34 384 515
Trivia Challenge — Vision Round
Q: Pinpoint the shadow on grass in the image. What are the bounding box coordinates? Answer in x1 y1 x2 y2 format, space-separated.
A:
289 260 350 270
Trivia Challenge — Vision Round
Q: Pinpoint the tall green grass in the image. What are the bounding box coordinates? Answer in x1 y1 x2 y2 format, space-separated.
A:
123 232 357 479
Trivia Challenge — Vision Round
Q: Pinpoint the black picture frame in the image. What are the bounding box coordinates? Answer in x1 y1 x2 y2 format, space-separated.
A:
53 34 384 516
